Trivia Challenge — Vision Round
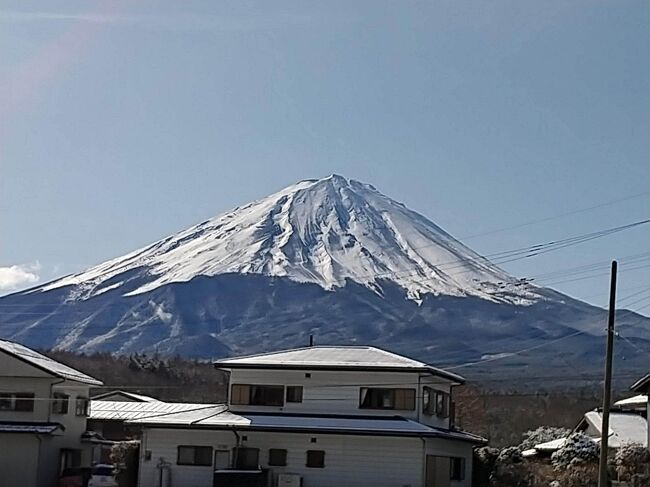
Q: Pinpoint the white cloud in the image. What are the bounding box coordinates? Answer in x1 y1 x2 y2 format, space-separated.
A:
0 262 41 291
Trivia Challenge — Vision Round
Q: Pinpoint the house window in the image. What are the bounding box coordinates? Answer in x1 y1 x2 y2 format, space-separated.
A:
268 449 287 466
450 457 465 481
177 446 213 466
75 397 90 416
306 450 325 468
231 384 284 406
359 388 415 410
286 386 303 403
0 393 34 412
233 447 260 469
423 387 450 418
52 393 69 414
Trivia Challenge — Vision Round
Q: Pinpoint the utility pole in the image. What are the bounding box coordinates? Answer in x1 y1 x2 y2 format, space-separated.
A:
598 260 617 487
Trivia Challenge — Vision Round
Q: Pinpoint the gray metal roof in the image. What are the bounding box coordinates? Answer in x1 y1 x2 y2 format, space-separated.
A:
90 390 160 402
0 422 64 434
215 346 464 383
127 406 485 443
89 400 223 421
0 339 103 386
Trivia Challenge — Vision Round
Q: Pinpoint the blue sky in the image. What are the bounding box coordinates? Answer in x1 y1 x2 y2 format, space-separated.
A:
1 0 649 313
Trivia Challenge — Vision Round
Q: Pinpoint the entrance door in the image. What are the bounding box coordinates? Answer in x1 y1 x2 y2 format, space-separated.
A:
425 455 450 487
214 450 230 470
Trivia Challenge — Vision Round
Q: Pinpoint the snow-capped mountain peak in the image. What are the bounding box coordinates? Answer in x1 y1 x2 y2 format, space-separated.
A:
35 175 537 303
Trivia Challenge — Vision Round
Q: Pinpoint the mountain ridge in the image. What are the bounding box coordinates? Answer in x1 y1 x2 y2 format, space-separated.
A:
2 175 649 385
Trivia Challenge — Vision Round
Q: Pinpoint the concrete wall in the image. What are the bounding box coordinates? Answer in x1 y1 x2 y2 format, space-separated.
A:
227 369 453 429
139 427 425 487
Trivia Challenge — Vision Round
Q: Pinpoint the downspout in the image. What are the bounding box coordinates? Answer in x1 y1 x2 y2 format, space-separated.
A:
417 374 423 423
35 434 44 487
230 427 241 469
420 437 427 487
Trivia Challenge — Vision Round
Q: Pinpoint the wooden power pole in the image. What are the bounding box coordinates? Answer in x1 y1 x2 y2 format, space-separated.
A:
598 260 618 487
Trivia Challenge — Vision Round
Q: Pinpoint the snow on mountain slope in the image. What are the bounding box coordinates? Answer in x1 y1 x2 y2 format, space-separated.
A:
33 175 538 304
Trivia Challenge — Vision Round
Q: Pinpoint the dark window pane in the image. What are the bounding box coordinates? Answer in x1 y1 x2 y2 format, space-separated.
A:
194 447 213 466
52 393 69 414
306 450 325 468
13 393 34 412
177 446 212 466
268 449 287 466
286 386 303 403
177 446 194 465
233 447 260 469
450 457 465 481
250 386 284 406
360 388 415 410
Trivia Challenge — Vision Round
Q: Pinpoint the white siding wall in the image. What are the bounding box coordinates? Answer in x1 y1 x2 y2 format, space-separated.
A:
226 369 453 428
0 353 95 486
140 428 424 487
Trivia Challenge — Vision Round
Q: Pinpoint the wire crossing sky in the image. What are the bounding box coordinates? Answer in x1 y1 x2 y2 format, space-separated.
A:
1 1 649 313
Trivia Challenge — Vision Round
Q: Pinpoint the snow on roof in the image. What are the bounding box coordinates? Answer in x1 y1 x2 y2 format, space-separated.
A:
90 390 160 402
127 407 485 443
0 339 103 386
89 400 222 421
215 346 464 383
583 411 647 448
615 395 648 408
0 422 64 434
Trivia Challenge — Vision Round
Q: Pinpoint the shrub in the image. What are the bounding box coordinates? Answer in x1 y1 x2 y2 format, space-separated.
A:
551 433 599 468
519 426 571 451
615 444 650 481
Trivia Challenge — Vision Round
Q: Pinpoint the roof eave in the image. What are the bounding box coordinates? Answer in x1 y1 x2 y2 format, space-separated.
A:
630 374 650 393
214 363 464 384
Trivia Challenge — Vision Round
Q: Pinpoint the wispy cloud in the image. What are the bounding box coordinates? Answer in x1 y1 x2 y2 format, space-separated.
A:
0 10 315 32
0 262 41 292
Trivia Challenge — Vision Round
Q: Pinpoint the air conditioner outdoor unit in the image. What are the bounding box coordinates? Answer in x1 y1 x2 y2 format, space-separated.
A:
277 473 302 487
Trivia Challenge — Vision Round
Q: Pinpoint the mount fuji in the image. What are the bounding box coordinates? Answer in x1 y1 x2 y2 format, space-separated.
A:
2 175 648 382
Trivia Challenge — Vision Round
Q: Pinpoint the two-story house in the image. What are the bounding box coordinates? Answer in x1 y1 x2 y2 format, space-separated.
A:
0 339 103 487
132 345 485 487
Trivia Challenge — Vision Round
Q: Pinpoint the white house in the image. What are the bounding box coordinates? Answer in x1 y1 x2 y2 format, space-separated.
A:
0 339 103 487
132 345 485 487
630 373 650 449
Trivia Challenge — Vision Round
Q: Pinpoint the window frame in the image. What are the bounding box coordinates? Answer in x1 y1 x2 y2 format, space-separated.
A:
233 447 260 469
423 387 450 418
52 392 69 415
286 386 303 403
359 387 415 410
306 450 325 468
450 457 466 481
75 397 90 416
177 445 213 466
268 448 288 467
0 392 35 412
231 384 285 407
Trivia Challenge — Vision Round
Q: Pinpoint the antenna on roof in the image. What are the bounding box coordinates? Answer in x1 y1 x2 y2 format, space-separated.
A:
309 335 314 347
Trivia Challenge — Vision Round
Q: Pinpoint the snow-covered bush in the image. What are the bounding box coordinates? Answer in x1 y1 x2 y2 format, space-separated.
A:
551 433 599 468
490 447 529 487
519 426 571 451
497 446 524 464
615 444 650 481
